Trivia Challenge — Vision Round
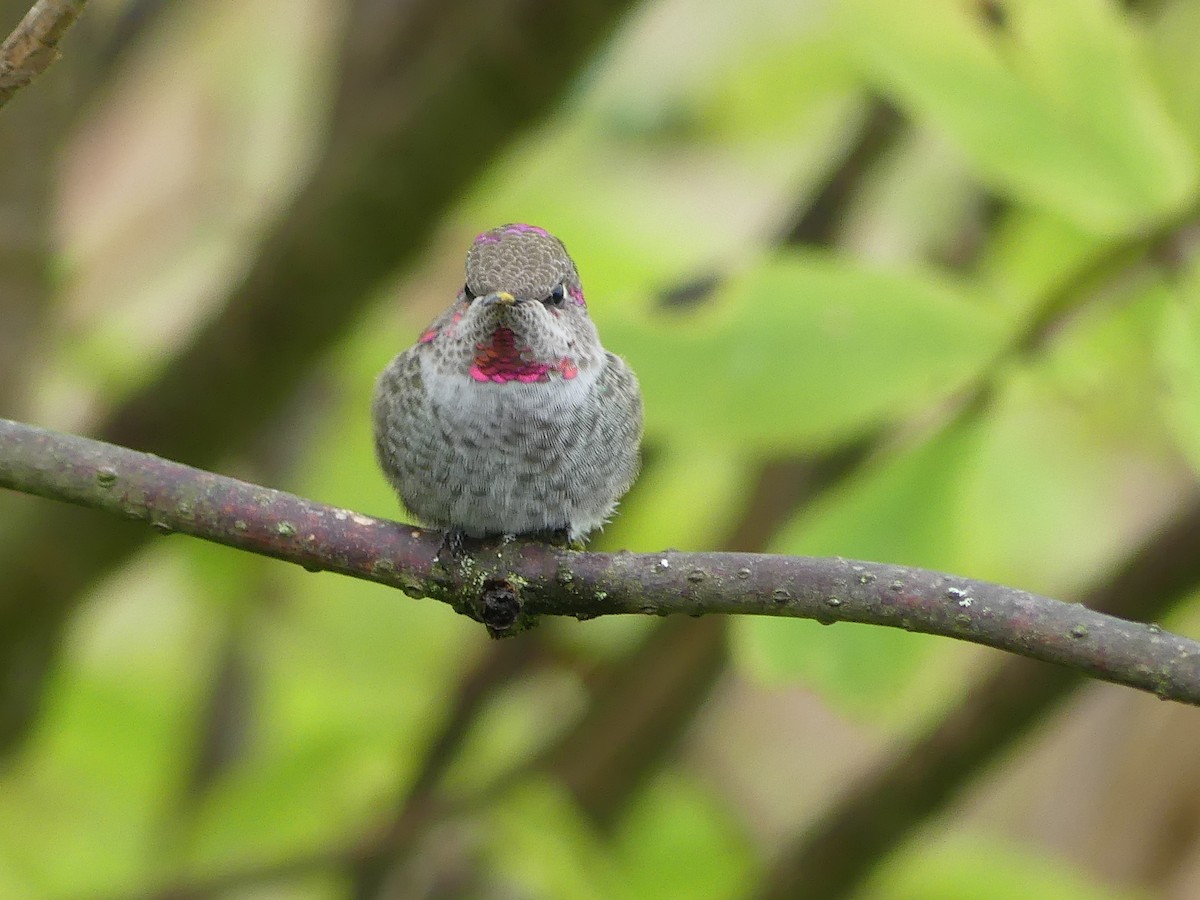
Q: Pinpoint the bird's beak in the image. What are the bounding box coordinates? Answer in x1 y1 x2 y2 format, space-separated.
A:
480 291 517 307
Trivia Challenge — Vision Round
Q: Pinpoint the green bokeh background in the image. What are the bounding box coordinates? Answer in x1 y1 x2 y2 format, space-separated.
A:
2 0 1200 897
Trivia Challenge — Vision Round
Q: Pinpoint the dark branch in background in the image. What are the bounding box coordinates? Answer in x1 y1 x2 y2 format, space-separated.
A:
0 0 89 417
781 99 905 246
0 0 639 754
98 0 163 68
539 616 728 829
3 419 1199 706
347 638 536 896
658 97 906 309
0 0 87 109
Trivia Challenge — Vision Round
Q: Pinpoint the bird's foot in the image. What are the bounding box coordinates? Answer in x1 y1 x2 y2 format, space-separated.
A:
437 527 470 566
527 526 583 551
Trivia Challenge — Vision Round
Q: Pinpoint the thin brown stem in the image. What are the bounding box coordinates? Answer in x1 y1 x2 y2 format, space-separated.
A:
0 0 87 109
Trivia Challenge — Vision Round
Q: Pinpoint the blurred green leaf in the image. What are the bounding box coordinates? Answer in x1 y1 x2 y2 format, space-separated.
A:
1147 0 1200 159
181 562 474 873
609 251 1006 451
975 208 1108 321
442 669 587 797
837 0 1197 234
0 857 31 900
464 22 862 304
963 276 1184 595
484 781 625 900
603 445 754 552
737 272 1187 715
0 551 218 898
863 833 1141 900
700 29 858 144
617 772 752 900
1159 259 1200 476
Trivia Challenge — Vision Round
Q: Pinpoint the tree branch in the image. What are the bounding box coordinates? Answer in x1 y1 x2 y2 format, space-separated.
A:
3 417 1198 705
0 0 86 109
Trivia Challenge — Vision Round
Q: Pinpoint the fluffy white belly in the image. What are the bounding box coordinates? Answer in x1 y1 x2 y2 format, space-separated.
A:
415 356 606 536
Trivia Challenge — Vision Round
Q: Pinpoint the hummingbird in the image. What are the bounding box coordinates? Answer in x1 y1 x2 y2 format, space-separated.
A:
373 224 643 543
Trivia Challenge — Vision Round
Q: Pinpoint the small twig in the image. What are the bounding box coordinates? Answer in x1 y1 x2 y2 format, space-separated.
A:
2 417 1199 705
0 0 88 109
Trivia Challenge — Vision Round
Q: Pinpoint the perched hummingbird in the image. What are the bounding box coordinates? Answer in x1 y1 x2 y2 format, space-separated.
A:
373 224 643 543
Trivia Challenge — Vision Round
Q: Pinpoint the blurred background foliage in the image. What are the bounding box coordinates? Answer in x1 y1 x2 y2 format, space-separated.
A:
1 0 1200 897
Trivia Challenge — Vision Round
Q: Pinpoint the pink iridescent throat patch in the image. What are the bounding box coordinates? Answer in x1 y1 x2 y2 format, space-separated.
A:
470 327 576 383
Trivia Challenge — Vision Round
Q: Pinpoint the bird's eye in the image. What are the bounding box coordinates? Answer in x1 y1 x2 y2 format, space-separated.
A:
463 284 476 301
546 284 566 307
